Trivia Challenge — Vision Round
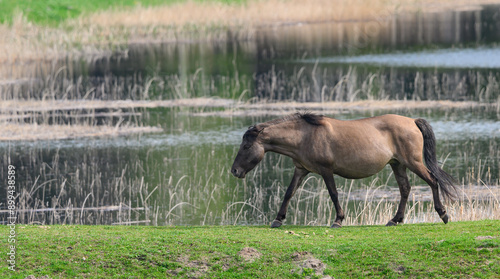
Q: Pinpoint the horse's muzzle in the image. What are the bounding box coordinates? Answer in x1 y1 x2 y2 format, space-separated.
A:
231 167 246 178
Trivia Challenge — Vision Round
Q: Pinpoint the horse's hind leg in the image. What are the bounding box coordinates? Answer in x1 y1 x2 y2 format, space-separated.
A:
387 162 411 226
270 167 309 228
321 174 345 228
408 163 449 224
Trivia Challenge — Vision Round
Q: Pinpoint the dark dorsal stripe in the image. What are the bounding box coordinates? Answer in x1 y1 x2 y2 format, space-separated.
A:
300 112 324 126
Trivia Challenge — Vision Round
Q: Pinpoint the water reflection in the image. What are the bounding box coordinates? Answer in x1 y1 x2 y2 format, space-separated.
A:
255 4 492 59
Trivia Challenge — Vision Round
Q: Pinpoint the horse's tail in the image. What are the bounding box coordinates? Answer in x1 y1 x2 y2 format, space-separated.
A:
414 118 458 201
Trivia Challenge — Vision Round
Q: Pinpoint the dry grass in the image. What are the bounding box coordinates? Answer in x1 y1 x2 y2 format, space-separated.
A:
85 0 389 28
2 0 500 66
9 139 499 226
84 0 496 28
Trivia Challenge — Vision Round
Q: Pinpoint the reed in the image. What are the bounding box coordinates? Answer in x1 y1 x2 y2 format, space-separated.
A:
255 65 500 103
4 60 500 104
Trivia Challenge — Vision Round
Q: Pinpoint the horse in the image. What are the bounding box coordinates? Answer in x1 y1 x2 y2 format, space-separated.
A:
231 112 457 228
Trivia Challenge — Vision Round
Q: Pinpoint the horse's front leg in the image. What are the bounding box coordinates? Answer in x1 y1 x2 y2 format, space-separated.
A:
321 174 345 228
270 167 309 228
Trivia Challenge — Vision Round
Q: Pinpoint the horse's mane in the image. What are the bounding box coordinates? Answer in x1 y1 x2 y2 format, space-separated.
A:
248 112 324 132
266 112 324 126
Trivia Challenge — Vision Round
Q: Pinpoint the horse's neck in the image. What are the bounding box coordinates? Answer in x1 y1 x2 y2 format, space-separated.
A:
261 123 302 158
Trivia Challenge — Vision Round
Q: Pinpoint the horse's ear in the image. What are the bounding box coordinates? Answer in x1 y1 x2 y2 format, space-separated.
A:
247 126 264 135
243 126 261 140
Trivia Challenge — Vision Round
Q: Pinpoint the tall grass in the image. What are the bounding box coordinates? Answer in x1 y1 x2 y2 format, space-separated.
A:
2 128 497 227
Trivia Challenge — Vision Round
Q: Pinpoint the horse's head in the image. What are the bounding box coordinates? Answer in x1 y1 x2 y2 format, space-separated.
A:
231 126 265 178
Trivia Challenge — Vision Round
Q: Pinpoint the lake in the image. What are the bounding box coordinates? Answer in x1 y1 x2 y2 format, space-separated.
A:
1 4 499 226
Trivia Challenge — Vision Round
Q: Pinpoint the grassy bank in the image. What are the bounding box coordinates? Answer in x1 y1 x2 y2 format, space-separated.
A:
0 0 183 26
1 220 499 278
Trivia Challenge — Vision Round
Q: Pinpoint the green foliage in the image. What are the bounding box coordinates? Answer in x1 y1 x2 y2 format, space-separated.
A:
0 220 499 278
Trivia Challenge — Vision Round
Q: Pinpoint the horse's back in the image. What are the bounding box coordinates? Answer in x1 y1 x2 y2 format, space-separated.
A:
350 114 425 168
312 114 423 178
326 114 420 139
351 114 416 128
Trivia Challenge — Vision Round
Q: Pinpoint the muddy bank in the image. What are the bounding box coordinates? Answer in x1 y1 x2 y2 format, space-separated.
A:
0 98 236 113
0 123 162 141
0 98 487 114
196 99 491 117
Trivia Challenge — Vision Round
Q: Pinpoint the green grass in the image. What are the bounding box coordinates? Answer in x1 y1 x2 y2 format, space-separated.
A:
1 220 499 278
0 0 247 26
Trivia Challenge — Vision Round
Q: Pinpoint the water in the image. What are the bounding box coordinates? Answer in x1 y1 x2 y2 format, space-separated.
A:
301 47 500 69
1 4 500 226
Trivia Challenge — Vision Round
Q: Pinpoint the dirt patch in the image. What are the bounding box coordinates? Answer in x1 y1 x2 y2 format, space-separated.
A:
303 258 326 272
186 260 210 277
291 251 314 261
238 247 262 263
175 255 211 278
475 236 497 240
389 263 406 274
291 251 329 278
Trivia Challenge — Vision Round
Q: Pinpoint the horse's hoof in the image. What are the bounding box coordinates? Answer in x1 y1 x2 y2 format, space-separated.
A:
330 222 342 229
440 213 449 224
270 220 282 228
386 220 398 226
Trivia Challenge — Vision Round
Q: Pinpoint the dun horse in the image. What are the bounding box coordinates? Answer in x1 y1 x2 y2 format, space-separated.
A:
231 113 457 228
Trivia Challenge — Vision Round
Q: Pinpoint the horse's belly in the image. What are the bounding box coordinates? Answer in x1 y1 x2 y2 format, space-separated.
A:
332 152 393 179
334 166 384 179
